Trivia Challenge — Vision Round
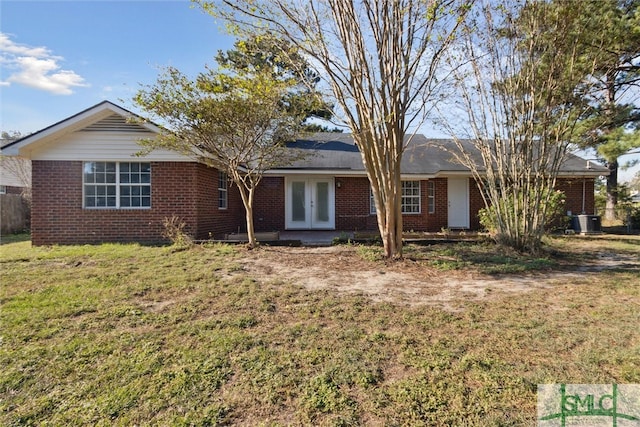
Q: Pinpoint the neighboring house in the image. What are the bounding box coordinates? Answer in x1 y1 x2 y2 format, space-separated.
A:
2 101 608 245
1 140 32 234
0 140 31 196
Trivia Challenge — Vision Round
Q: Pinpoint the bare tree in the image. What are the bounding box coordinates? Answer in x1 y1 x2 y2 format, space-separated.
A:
438 0 598 252
198 0 469 258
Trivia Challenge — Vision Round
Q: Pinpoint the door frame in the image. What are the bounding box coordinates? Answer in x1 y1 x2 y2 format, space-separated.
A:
447 177 470 229
284 176 335 230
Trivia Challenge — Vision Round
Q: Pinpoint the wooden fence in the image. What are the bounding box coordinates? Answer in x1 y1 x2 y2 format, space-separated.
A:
1 194 29 235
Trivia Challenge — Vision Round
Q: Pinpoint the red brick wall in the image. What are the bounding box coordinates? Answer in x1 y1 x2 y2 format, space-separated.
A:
31 161 246 245
222 176 595 234
334 177 452 232
466 178 596 231
335 177 373 230
469 178 485 230
31 160 598 245
252 177 285 232
556 178 595 215
194 165 244 239
429 178 449 231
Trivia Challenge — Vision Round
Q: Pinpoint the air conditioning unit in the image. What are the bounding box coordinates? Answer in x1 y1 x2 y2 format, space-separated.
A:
571 215 602 235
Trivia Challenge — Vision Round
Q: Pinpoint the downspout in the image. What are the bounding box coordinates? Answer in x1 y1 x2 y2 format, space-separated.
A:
582 178 586 214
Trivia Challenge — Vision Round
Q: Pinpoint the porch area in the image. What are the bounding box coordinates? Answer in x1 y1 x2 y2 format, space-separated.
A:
221 230 483 246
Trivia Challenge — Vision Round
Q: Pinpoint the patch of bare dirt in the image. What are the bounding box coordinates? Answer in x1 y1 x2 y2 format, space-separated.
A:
230 246 640 311
232 245 639 310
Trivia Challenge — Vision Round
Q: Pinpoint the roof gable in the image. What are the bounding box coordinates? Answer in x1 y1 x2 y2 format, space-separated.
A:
2 101 162 158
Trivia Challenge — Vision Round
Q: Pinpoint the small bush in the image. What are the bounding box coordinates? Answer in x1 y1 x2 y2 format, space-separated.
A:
162 215 193 248
623 205 640 230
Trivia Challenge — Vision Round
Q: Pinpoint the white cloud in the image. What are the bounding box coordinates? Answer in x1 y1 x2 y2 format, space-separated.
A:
0 32 89 95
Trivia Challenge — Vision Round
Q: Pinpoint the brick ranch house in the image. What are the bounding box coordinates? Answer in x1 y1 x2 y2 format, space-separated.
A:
3 101 608 245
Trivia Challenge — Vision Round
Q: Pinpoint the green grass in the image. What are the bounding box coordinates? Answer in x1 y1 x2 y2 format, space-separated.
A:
0 232 30 245
1 237 639 425
402 241 557 274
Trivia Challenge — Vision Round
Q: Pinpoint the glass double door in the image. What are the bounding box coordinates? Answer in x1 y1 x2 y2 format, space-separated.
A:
286 177 335 229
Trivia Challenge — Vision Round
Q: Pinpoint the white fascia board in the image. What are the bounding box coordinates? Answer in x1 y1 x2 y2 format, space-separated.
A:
264 169 439 180
556 171 609 178
264 169 366 176
434 171 474 178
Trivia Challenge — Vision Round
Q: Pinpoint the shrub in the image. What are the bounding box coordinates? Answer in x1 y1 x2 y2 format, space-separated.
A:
162 215 193 248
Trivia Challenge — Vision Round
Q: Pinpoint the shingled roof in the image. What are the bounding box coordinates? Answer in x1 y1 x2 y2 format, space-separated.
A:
276 133 609 177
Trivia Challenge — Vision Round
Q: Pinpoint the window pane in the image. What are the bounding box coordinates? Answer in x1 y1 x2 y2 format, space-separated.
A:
292 181 306 221
401 181 420 214
218 171 228 209
428 181 435 213
370 188 376 214
315 182 329 222
84 162 150 209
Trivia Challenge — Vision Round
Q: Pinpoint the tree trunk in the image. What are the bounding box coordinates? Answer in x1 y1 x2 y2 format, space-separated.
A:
605 159 618 221
235 180 259 248
245 187 258 248
245 204 257 248
378 200 402 258
374 166 403 259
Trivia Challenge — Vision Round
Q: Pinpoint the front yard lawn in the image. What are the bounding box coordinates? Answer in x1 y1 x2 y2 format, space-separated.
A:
1 236 638 425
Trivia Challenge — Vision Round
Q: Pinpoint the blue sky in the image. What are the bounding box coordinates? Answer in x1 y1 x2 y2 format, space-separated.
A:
1 0 234 133
1 0 638 182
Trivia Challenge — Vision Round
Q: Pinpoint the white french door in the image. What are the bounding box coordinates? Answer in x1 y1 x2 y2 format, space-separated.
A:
285 177 335 229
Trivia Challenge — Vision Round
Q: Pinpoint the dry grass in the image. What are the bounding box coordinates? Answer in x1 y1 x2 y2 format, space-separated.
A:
1 234 638 425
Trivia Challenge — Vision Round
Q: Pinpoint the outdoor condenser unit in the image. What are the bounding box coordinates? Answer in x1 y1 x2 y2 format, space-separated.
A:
571 214 602 234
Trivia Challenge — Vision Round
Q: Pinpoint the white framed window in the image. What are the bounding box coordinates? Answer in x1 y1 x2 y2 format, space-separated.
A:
218 171 228 209
402 181 421 213
427 181 435 214
370 181 421 214
83 162 151 209
0 185 6 194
